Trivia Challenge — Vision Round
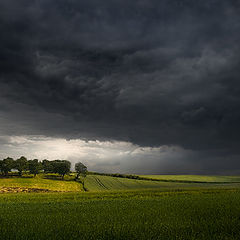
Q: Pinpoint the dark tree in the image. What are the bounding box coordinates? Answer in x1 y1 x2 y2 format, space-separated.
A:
28 159 42 177
42 159 54 173
0 160 3 175
52 160 71 180
75 162 87 179
15 156 28 176
1 157 14 176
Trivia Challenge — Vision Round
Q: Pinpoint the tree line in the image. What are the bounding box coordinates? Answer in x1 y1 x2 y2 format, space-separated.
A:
0 156 87 180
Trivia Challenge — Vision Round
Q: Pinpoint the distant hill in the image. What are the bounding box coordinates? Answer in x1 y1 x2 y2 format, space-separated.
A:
139 175 240 183
1 173 240 193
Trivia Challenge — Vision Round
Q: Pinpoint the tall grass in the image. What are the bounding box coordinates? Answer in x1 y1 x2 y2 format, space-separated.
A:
0 189 240 239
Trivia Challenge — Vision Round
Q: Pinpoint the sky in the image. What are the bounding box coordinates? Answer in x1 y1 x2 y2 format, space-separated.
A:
0 0 240 174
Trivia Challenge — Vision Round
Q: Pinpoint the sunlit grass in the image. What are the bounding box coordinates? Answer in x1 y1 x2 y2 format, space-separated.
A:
0 174 82 192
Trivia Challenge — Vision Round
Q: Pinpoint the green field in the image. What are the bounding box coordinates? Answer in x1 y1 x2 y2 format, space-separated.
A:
0 174 221 193
1 174 240 193
0 174 82 192
140 175 240 183
0 189 240 239
84 175 195 191
1 174 240 239
84 175 240 191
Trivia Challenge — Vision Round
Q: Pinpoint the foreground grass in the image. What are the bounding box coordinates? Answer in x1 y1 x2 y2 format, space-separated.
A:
0 189 240 239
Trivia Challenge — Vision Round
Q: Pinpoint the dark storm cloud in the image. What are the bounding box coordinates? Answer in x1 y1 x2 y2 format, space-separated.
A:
1 0 240 157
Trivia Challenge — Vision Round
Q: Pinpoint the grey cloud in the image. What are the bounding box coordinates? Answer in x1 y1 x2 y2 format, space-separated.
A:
1 136 240 174
1 0 240 173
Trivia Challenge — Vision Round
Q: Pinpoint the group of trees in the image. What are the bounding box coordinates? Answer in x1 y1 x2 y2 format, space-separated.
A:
0 156 87 180
43 160 71 179
0 156 34 176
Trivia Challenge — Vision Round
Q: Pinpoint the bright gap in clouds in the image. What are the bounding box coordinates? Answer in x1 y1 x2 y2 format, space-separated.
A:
0 135 198 174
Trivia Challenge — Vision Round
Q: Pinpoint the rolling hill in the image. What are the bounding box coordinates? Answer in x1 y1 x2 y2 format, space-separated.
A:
1 174 240 193
139 175 240 183
83 174 240 191
0 174 82 193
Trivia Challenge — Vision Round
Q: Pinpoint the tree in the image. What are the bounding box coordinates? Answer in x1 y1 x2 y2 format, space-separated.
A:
52 160 71 180
1 157 14 176
28 159 42 177
0 160 3 175
75 162 87 179
42 160 54 173
15 156 28 176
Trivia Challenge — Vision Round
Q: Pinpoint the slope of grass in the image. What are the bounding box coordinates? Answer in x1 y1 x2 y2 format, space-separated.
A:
1 174 240 239
139 175 240 183
1 174 240 193
83 175 239 191
84 175 180 191
0 189 240 239
0 174 82 192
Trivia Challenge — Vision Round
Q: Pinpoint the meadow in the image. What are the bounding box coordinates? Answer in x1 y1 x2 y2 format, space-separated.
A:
2 173 239 193
84 174 240 191
84 174 198 191
1 174 240 239
0 174 82 193
140 175 240 183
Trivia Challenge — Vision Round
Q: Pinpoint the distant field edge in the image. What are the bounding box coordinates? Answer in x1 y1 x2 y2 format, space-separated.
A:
88 172 240 184
139 175 240 183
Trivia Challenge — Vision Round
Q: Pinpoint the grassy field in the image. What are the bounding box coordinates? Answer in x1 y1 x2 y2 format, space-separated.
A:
0 174 82 192
140 175 240 183
0 189 240 239
83 175 240 191
84 175 184 191
1 174 240 239
1 174 240 193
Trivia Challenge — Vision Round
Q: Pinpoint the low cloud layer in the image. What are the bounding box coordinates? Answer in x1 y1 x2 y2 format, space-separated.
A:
0 0 240 173
0 135 240 175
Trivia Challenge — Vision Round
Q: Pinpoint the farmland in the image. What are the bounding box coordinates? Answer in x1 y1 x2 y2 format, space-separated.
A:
0 174 82 193
2 174 240 193
84 174 240 191
84 174 192 191
0 189 240 239
140 175 240 183
1 174 240 239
